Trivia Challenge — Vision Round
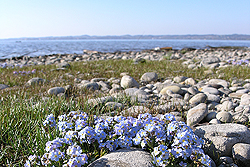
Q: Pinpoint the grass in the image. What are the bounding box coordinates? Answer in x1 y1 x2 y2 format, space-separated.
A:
0 58 250 166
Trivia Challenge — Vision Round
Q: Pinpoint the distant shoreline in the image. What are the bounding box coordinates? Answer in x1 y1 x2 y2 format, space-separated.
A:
2 34 250 41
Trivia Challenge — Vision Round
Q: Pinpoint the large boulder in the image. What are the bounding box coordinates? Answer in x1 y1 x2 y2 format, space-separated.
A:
87 147 153 167
194 123 250 160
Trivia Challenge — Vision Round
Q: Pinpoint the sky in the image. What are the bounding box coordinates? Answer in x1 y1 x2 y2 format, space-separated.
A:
0 0 250 39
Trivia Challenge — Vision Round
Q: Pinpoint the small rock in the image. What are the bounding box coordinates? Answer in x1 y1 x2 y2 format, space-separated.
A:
140 72 158 82
232 143 250 167
0 84 9 90
56 62 70 68
121 75 139 89
187 103 208 126
209 118 221 124
26 77 46 86
216 111 232 123
48 87 65 95
160 85 183 95
189 93 207 105
88 147 153 167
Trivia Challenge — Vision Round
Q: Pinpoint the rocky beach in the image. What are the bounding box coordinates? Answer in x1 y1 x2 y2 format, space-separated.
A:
1 46 250 167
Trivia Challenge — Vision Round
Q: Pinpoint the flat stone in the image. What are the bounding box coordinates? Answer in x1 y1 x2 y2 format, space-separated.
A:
209 79 229 88
56 62 70 68
160 85 183 95
194 123 250 159
88 147 153 167
187 103 208 126
0 84 9 90
229 93 245 98
201 56 220 65
189 93 207 105
26 77 46 86
200 87 220 95
80 82 99 91
209 118 221 124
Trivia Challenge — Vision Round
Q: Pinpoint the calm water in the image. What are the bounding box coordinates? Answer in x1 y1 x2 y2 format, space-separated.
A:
0 39 250 59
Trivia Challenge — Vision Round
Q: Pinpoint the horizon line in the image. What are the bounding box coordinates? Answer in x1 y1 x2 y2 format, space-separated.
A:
1 33 250 40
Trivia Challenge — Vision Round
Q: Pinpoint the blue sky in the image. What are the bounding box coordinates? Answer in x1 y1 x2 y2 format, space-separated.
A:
0 0 250 39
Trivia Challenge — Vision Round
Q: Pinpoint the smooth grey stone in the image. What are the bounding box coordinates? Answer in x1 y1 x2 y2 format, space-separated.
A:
121 75 139 89
243 83 250 89
0 84 9 90
160 85 183 95
205 93 220 103
219 88 232 95
48 87 65 95
201 87 220 95
105 102 124 110
79 82 99 91
205 111 217 122
209 79 229 88
232 143 250 167
87 147 153 167
232 113 249 124
216 111 232 123
185 78 197 85
122 106 150 116
236 88 249 94
201 56 220 65
56 62 70 68
194 123 250 159
189 93 207 105
87 96 115 106
209 118 221 124
220 101 234 111
240 94 250 105
124 88 139 96
187 87 199 95
187 103 208 126
140 72 158 82
173 76 188 83
220 156 234 164
91 78 108 82
26 77 46 86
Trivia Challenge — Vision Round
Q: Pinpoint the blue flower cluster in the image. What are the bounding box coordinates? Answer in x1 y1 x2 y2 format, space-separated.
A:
25 111 212 167
13 69 36 75
227 59 250 66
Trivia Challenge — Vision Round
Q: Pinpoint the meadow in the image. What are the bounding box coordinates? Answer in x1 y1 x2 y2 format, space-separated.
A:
1 58 250 166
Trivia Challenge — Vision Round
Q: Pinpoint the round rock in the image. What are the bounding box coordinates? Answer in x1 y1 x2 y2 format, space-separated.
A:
121 75 139 89
140 72 158 82
48 87 65 95
216 111 232 123
232 143 250 166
